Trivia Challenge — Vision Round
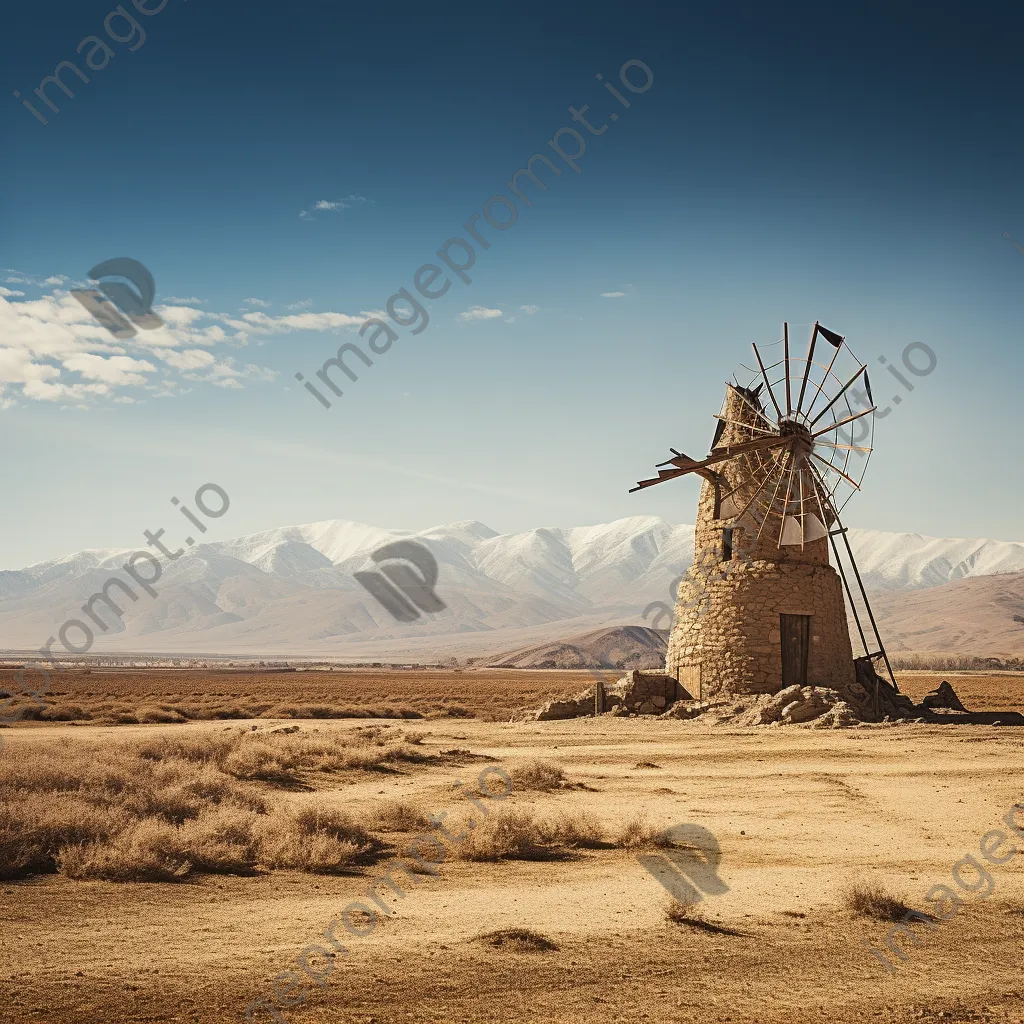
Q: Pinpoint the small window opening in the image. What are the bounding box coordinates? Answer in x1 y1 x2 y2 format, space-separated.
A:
722 527 734 561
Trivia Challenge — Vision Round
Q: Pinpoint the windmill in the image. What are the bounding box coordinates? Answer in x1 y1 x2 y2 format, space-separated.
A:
631 322 899 708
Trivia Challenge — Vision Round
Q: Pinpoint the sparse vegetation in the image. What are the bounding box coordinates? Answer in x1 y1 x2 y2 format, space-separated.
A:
841 882 913 921
454 808 608 860
0 728 434 882
370 799 430 832
537 809 606 848
615 813 672 850
476 928 559 952
510 758 567 792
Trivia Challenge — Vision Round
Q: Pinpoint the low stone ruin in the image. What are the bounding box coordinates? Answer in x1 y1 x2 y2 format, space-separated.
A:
520 665 971 728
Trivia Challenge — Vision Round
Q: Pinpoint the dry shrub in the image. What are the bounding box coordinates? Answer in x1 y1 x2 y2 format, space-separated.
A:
135 706 187 724
538 810 605 849
510 759 566 792
39 704 90 722
615 813 672 850
477 928 558 952
370 799 429 832
57 819 193 882
223 741 294 783
453 809 545 861
842 882 912 921
260 804 378 873
0 794 131 878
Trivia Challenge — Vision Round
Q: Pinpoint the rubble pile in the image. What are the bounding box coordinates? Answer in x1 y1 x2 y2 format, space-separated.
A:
519 667 971 728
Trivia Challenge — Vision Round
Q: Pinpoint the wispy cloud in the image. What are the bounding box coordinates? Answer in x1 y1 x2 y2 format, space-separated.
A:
242 297 271 308
457 305 504 323
161 295 205 304
0 283 353 408
601 284 634 299
286 298 313 311
299 193 374 220
519 304 540 314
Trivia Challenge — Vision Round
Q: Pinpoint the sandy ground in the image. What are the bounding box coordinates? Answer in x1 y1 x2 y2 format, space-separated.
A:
2 708 1023 1024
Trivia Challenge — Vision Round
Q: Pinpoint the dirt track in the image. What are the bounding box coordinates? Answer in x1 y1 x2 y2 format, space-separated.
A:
2 710 1023 1024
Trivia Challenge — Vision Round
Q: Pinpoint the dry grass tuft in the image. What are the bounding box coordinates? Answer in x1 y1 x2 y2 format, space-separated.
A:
476 928 559 952
453 808 606 860
259 804 379 873
0 728 432 882
509 758 566 792
370 799 430 833
454 809 546 862
614 813 672 850
537 809 606 849
841 882 913 921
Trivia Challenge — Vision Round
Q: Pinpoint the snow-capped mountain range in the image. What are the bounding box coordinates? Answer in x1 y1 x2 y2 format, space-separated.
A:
1 517 1022 659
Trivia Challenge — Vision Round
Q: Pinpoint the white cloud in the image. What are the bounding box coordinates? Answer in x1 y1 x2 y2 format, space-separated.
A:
241 310 365 332
158 349 216 371
286 299 313 311
243 364 279 382
157 305 207 327
601 291 627 298
44 275 68 286
519 304 539 314
299 194 374 219
161 295 205 304
457 306 504 323
0 285 365 405
242 297 271 308
62 353 156 386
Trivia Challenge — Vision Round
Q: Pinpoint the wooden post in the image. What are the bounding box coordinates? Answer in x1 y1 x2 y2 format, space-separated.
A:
594 678 605 716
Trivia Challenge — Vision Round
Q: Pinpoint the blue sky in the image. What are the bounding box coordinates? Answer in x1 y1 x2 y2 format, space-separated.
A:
2 0 1023 566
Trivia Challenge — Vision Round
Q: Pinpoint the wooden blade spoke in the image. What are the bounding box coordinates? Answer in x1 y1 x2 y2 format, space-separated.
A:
814 439 873 453
728 383 777 431
793 322 818 417
752 343 783 420
808 364 869 427
810 451 861 491
810 405 876 439
756 449 793 543
783 323 792 416
713 414 775 436
803 340 842 423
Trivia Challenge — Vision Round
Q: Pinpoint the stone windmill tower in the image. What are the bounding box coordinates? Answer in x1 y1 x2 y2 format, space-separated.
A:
631 323 898 705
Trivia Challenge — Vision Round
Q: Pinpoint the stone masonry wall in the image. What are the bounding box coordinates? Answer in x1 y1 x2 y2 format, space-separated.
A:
664 384 856 699
666 558 855 697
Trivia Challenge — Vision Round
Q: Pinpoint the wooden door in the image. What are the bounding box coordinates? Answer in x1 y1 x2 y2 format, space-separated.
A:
780 614 810 688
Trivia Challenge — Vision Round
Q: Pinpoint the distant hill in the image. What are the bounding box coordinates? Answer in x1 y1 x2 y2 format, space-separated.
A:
867 569 1024 658
1 516 1022 659
486 625 668 670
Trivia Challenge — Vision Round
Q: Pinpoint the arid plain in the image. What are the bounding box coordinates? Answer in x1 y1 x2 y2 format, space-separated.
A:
2 668 1022 1024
